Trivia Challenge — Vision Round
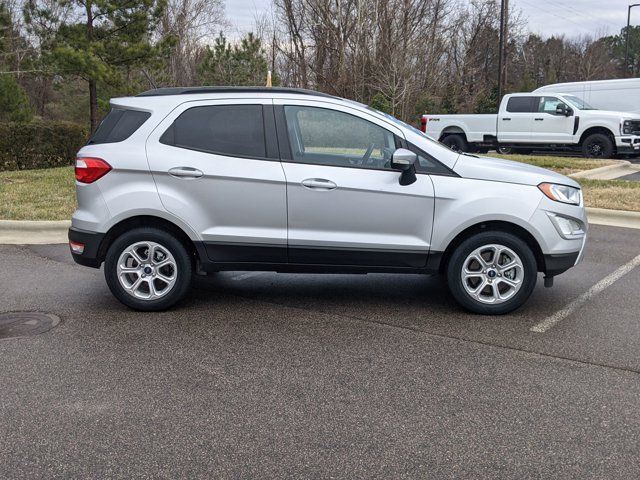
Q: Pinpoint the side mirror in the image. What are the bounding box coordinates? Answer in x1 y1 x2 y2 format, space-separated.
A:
391 148 417 186
391 148 417 171
556 104 572 117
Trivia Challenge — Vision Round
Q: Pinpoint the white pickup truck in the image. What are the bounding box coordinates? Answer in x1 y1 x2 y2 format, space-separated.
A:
420 92 640 158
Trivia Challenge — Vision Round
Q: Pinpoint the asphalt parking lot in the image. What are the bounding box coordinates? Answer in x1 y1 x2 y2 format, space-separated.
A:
1 224 640 479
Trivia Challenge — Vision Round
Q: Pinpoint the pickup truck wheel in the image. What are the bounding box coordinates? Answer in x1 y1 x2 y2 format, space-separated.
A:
582 133 614 159
446 231 537 315
442 134 469 152
497 146 513 154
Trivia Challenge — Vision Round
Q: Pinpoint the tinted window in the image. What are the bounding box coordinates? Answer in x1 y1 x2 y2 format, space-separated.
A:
407 143 454 176
506 97 537 113
161 105 266 158
284 106 397 170
89 109 151 144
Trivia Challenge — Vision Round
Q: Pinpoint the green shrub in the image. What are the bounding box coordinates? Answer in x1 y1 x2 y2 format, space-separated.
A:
0 120 88 171
0 75 34 123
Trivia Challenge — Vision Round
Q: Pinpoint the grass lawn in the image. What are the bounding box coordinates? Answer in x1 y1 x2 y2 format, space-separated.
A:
0 166 76 220
1 156 639 220
492 154 618 175
577 178 640 212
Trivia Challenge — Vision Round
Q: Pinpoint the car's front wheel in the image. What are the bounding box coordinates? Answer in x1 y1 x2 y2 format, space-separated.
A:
446 231 537 315
104 228 192 311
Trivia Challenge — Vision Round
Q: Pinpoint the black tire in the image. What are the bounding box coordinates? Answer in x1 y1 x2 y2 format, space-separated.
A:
104 227 192 311
497 146 513 154
442 134 469 153
581 133 614 159
446 231 537 315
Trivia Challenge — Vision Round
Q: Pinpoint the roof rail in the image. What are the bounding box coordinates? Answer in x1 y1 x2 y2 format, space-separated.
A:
136 86 337 98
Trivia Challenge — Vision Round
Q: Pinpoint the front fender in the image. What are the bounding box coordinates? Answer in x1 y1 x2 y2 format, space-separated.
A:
429 176 548 253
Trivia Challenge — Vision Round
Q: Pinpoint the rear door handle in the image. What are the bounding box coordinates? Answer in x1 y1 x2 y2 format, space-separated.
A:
168 166 203 179
502 118 511 121
301 178 337 190
534 118 544 121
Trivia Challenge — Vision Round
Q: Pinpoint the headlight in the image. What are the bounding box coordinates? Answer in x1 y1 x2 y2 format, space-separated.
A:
538 183 581 205
623 120 633 135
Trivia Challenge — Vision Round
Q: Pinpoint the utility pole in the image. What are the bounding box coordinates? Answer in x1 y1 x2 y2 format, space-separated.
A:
497 0 509 102
625 4 640 77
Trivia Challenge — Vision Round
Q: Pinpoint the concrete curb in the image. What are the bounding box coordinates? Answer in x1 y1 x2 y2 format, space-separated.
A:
586 207 640 230
571 160 640 180
0 220 71 245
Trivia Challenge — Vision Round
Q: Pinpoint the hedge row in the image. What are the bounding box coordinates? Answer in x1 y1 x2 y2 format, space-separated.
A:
0 120 88 171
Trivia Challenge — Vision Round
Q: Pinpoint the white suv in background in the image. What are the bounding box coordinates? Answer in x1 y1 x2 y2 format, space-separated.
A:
69 87 587 314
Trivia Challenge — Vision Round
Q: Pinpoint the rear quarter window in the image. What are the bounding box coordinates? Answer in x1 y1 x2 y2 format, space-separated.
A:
89 109 151 144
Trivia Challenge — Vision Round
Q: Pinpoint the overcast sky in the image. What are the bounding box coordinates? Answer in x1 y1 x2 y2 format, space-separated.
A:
225 0 635 39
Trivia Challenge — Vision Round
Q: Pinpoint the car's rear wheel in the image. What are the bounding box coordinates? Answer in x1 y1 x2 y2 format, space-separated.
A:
446 231 537 315
104 228 192 311
581 133 614 159
441 134 469 153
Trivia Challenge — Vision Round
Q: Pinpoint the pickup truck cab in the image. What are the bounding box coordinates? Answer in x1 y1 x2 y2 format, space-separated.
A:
421 92 640 158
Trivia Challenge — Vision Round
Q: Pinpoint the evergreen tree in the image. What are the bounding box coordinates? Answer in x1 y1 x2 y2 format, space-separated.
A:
25 0 166 131
0 1 33 122
198 33 275 87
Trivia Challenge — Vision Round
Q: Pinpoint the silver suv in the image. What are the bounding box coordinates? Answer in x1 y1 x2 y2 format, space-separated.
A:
69 87 587 314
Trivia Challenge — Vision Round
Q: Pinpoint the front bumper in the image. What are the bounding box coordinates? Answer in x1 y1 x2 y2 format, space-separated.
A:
543 251 580 276
529 195 588 276
68 228 105 268
616 135 640 153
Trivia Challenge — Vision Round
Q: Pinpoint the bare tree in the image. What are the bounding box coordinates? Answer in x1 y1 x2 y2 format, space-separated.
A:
158 0 227 85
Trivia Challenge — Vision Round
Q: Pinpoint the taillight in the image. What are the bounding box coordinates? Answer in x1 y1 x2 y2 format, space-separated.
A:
420 116 427 132
75 157 111 183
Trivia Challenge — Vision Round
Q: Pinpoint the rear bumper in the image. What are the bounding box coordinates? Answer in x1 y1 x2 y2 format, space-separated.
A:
68 228 105 268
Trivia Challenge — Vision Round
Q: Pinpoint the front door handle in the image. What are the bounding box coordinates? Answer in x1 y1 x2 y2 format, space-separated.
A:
168 166 203 179
502 118 511 121
534 118 544 121
301 178 337 190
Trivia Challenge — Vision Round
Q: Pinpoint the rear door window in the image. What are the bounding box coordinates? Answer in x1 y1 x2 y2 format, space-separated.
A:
506 97 538 113
160 104 266 159
89 109 151 144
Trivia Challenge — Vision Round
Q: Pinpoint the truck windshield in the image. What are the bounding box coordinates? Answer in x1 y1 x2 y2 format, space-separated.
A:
563 95 597 110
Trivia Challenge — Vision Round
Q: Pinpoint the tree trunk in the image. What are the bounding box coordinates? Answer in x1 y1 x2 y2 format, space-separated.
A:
89 79 98 132
86 1 98 132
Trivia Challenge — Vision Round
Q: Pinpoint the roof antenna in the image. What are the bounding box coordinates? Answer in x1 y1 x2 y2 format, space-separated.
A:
141 69 157 89
266 70 272 87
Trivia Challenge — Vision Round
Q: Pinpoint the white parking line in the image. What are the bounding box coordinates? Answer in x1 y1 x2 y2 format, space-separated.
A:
530 253 640 333
230 271 265 281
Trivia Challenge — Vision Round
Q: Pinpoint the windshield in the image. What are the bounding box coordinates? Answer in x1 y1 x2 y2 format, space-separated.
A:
562 95 597 110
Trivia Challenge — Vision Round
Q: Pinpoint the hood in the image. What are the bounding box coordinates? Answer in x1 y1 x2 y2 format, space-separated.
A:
452 154 581 188
582 109 640 120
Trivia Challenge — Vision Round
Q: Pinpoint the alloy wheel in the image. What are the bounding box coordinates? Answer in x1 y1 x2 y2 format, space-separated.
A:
460 244 524 304
116 241 177 300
